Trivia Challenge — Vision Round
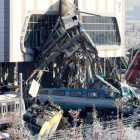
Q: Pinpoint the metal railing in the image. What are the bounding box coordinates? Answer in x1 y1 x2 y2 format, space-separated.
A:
31 116 133 140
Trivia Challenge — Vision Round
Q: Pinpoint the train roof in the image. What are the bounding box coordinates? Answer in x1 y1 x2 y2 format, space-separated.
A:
0 93 19 102
96 75 120 93
0 133 9 139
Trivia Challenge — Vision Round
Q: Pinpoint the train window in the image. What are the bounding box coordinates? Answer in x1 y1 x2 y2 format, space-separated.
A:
117 94 121 98
16 104 19 110
108 91 117 99
70 91 82 97
11 105 15 111
123 87 128 92
53 90 65 96
3 106 6 113
8 105 10 112
88 92 99 98
58 27 65 35
39 90 48 95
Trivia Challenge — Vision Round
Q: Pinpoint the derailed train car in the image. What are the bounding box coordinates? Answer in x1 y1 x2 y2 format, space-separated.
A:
38 75 140 115
0 94 25 128
23 100 63 136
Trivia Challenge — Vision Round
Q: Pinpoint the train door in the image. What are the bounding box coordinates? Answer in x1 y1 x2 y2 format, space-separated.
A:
15 101 19 111
10 102 15 112
121 83 131 101
129 86 139 105
16 99 25 113
2 103 7 119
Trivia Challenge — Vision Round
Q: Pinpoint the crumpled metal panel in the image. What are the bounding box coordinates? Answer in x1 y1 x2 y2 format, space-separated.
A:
61 0 78 17
124 50 140 83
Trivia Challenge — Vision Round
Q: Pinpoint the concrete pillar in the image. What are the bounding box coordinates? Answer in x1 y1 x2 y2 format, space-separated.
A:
0 63 2 82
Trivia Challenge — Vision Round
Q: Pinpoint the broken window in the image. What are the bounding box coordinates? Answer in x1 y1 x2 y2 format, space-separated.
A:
87 92 99 98
70 91 82 97
25 14 58 49
107 91 118 99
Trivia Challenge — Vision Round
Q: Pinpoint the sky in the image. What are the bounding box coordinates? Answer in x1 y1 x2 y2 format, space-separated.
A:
126 0 140 9
126 0 140 29
126 0 140 17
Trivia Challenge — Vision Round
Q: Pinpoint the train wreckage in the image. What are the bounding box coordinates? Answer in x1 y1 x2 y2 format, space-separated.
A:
0 0 140 139
23 98 63 136
22 0 139 114
0 0 138 136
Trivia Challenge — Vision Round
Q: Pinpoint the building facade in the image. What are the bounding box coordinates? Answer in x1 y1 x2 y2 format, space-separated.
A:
0 0 125 84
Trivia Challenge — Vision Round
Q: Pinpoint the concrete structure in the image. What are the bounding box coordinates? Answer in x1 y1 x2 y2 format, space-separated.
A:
0 0 125 84
80 0 125 58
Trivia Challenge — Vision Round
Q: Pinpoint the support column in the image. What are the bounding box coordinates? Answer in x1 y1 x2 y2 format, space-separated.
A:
0 63 2 82
104 58 106 76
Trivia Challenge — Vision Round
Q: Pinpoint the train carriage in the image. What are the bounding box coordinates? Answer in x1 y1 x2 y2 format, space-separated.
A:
0 94 25 126
38 88 133 115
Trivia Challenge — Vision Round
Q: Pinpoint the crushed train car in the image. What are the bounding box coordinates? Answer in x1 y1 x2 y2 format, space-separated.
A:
38 75 140 115
23 99 63 136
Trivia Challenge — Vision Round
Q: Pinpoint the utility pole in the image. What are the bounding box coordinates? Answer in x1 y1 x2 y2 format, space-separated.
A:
19 73 23 122
14 62 18 85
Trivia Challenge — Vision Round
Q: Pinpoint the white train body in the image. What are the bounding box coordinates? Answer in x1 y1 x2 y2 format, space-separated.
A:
0 93 25 125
